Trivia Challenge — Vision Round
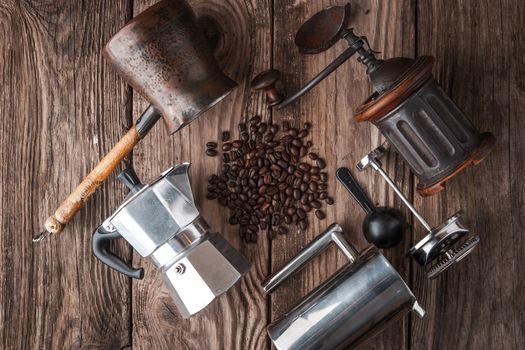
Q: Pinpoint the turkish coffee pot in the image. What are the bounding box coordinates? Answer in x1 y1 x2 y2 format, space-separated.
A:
262 223 425 350
252 3 495 197
92 163 251 318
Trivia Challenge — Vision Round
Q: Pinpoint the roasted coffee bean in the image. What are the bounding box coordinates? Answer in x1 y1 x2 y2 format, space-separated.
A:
222 131 230 141
315 210 326 220
288 128 299 137
293 189 302 200
299 220 308 230
299 163 311 172
292 138 302 147
206 141 218 148
311 200 321 209
300 182 309 192
232 140 243 148
277 159 288 169
308 152 318 160
298 129 308 138
309 182 318 192
319 191 328 200
320 172 328 182
299 146 307 157
206 149 218 156
250 116 261 124
270 124 279 133
316 158 326 169
222 142 232 151
303 122 312 130
258 123 268 133
271 214 281 225
281 134 293 144
278 226 288 235
326 196 334 205
264 133 274 142
318 183 328 191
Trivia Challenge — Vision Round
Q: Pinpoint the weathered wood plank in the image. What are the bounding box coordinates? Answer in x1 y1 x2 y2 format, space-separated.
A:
0 0 133 349
412 0 525 349
270 1 414 349
130 0 272 349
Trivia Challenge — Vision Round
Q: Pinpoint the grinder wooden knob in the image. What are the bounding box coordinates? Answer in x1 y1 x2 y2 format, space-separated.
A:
251 69 284 107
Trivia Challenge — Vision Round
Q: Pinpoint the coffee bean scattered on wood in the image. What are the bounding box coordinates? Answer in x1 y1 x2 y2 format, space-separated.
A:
205 140 218 157
205 117 334 243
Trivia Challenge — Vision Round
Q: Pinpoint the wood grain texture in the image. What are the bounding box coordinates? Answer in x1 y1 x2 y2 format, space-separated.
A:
130 0 272 349
1 0 524 349
0 0 133 349
412 0 525 349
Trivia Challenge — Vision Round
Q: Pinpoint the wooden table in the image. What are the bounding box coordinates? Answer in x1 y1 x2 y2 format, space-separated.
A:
1 0 523 349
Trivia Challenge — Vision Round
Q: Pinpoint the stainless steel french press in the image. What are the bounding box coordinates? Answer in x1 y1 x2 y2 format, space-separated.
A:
262 223 425 350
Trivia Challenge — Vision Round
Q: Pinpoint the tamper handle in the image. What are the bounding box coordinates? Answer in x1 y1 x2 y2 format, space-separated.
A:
251 69 285 107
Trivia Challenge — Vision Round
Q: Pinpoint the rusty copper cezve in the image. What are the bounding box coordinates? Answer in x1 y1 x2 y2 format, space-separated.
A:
104 0 237 134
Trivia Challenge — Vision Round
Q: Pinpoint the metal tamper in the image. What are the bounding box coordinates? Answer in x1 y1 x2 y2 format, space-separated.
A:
357 146 480 278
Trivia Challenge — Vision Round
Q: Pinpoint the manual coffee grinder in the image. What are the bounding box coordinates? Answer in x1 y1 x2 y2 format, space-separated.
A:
92 163 251 318
252 3 495 196
34 0 237 242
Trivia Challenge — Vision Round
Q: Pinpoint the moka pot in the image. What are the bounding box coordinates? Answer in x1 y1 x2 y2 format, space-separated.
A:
92 163 251 318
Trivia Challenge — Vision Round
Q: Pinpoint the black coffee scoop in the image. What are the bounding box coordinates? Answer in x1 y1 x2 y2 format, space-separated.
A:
336 167 406 248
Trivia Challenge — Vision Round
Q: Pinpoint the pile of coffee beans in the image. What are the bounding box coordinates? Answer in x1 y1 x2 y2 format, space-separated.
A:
205 116 334 243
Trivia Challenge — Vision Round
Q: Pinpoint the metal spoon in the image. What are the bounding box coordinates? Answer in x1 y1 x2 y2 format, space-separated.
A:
336 167 406 248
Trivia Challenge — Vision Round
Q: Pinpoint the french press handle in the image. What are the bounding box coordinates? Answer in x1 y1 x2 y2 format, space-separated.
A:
261 223 358 293
92 225 144 279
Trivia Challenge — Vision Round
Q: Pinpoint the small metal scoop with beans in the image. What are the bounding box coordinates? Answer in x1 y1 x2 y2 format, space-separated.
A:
34 0 237 242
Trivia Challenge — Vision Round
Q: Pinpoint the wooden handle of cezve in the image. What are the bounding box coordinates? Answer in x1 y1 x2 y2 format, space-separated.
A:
43 106 161 237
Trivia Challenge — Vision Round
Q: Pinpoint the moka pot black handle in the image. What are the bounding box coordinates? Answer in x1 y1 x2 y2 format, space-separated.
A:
92 225 144 279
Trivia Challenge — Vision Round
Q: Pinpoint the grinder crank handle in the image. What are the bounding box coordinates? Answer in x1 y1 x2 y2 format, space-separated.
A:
33 106 161 242
336 167 376 214
92 225 144 279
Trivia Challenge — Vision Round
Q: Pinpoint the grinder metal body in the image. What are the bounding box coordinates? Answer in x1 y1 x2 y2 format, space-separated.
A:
92 163 250 318
252 3 494 197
